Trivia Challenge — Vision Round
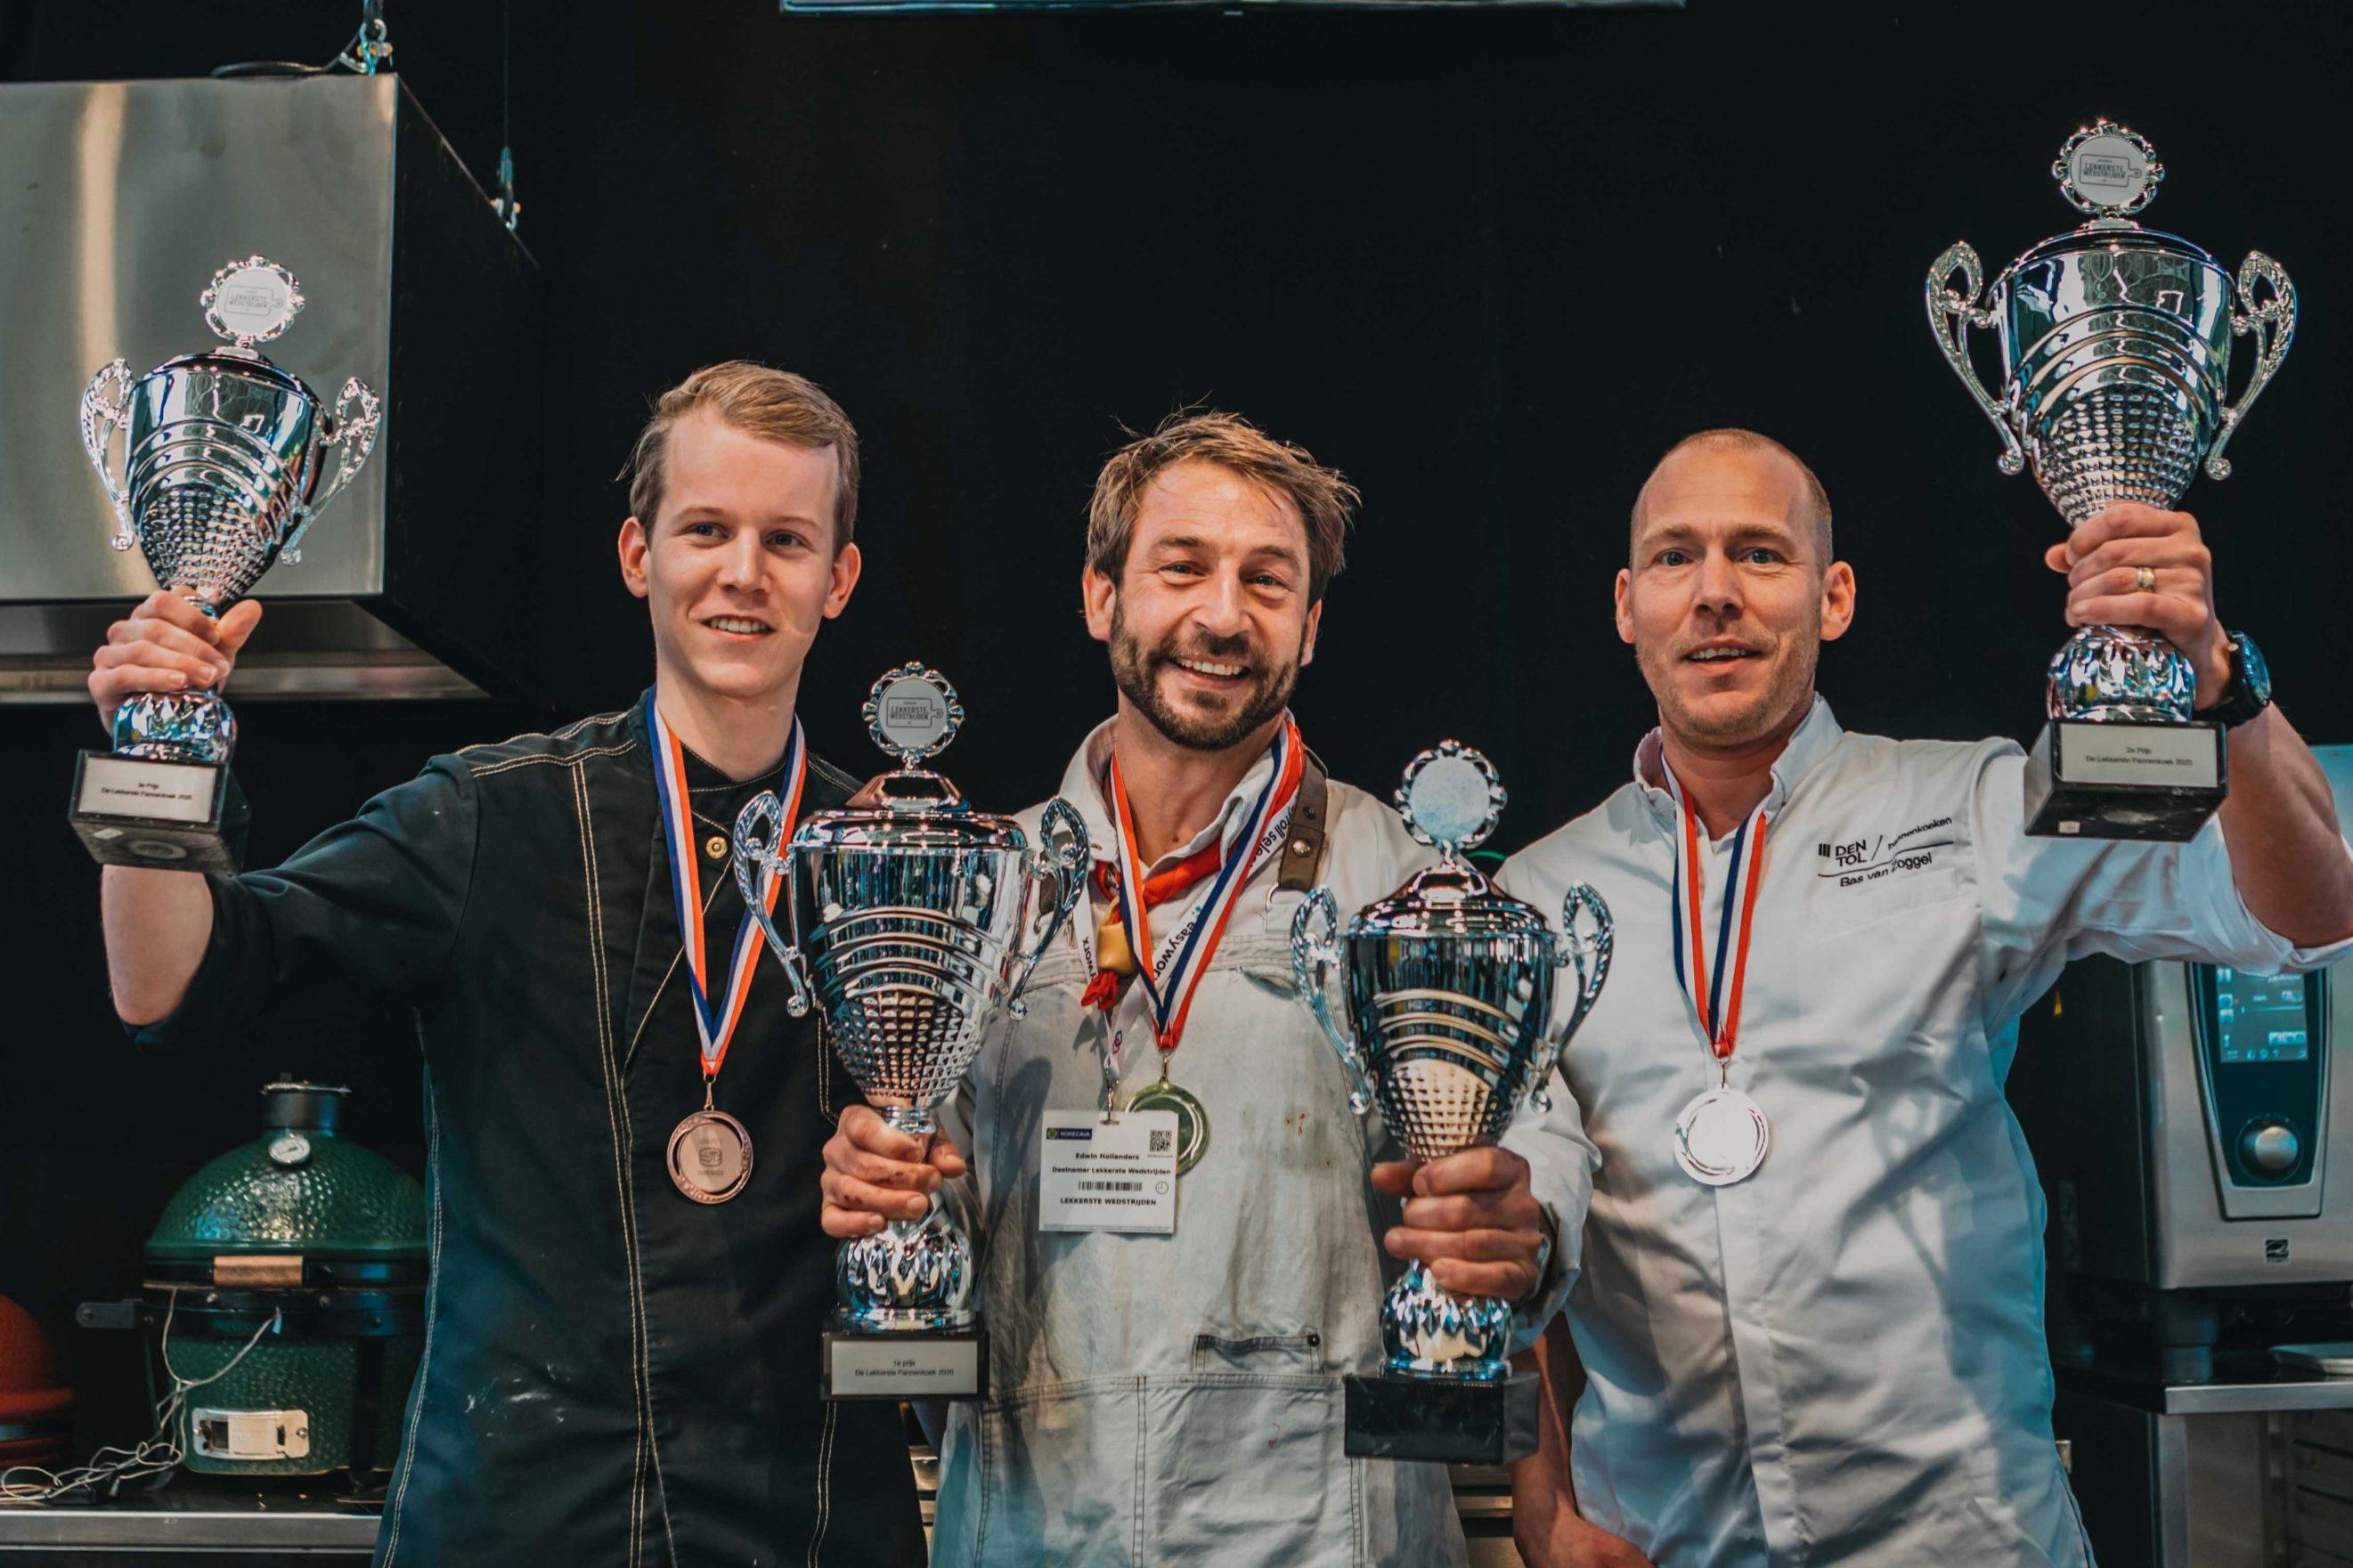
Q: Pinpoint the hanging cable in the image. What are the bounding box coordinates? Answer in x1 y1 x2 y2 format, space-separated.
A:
0 1293 284 1506
212 0 392 79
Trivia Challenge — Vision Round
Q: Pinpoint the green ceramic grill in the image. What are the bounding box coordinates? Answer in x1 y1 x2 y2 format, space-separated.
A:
90 1082 426 1478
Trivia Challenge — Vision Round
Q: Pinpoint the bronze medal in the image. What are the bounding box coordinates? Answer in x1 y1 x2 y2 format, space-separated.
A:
667 1106 754 1204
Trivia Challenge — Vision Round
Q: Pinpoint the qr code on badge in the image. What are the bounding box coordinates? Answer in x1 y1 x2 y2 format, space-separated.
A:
1149 1129 1174 1154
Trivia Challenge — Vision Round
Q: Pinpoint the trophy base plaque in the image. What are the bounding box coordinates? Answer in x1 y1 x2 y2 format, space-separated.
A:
1342 1369 1538 1464
70 752 250 873
821 1326 987 1401
2024 719 2227 842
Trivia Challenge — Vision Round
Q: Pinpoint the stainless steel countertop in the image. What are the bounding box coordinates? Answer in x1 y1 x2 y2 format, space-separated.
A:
0 1484 380 1552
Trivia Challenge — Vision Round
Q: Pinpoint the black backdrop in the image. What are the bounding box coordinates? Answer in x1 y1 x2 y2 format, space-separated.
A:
4 0 2348 1458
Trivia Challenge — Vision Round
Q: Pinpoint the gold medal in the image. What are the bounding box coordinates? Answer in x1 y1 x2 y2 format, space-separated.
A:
1125 1070 1208 1175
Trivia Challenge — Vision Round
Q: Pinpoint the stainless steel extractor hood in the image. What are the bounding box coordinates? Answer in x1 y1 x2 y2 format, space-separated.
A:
0 73 542 703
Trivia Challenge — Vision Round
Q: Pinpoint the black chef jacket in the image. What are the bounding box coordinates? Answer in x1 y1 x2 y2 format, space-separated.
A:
134 692 924 1568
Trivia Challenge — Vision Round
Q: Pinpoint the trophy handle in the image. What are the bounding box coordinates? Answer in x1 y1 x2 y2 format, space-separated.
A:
733 790 814 1019
282 377 383 565
1529 882 1615 1115
1925 242 2026 478
1006 796 1089 1018
1289 886 1374 1116
2204 251 2298 482
79 360 136 550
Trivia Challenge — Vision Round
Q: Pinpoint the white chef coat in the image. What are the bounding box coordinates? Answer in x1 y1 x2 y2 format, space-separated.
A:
1502 695 2352 1567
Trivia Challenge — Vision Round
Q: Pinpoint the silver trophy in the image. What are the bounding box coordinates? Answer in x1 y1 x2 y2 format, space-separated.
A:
1927 122 2294 840
69 256 382 873
1289 742 1610 1462
735 663 1087 1400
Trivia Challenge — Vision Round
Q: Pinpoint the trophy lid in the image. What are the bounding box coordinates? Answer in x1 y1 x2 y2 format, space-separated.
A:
130 256 322 399
1348 743 1550 943
1999 119 2219 279
199 256 305 353
789 662 1030 855
2052 121 2163 221
865 662 965 773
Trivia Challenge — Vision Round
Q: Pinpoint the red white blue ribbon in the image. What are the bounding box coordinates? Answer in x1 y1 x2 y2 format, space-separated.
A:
1663 765 1770 1064
649 701 805 1078
1106 716 1305 1053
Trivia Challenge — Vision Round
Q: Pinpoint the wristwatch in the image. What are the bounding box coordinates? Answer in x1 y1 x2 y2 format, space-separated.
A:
2198 630 2273 727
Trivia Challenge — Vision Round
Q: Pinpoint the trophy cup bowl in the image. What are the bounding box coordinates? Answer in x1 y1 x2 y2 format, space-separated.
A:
734 664 1087 1400
1926 122 2294 840
1290 743 1612 1463
69 257 381 872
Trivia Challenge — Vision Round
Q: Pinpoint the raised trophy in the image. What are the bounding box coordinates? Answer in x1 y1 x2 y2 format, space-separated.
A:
1290 742 1611 1463
1926 121 2295 840
69 256 382 873
735 663 1087 1400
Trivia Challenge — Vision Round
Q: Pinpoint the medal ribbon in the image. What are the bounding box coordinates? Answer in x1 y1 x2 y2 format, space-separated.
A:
1102 717 1305 1052
1664 770 1770 1066
648 702 806 1080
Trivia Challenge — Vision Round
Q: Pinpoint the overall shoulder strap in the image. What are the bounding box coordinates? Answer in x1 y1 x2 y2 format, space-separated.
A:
1275 749 1332 892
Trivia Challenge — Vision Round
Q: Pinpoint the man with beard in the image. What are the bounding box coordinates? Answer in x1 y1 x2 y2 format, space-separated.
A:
1502 428 2353 1567
819 411 1590 1565
94 364 924 1566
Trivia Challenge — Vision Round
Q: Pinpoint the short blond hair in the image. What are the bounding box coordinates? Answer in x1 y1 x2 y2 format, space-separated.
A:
1634 427 1832 565
1087 410 1358 602
625 361 860 548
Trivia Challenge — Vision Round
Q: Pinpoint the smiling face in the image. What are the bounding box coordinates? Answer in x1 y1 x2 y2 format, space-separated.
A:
617 410 860 709
1083 459 1322 753
1616 441 1854 751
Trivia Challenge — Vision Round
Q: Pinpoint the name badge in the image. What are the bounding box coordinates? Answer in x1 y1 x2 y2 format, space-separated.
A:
1038 1109 1179 1234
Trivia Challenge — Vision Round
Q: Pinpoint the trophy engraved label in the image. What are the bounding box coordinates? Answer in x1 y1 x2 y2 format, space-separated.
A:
1926 122 2294 840
734 663 1087 1401
69 256 383 873
1290 743 1612 1463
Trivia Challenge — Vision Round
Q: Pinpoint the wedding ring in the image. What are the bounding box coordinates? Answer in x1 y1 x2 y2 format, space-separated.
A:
2133 565 2158 592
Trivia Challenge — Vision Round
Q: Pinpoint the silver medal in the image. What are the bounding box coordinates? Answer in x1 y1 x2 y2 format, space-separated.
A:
1673 1085 1771 1187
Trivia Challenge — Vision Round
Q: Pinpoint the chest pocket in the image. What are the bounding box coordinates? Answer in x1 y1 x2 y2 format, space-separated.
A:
1803 833 1970 937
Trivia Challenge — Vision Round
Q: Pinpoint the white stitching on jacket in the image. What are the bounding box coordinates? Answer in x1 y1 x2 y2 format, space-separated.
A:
574 764 655 1564
806 1401 838 1566
468 741 638 779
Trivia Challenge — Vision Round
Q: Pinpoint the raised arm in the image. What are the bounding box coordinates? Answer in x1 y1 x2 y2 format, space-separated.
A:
102 867 215 1026
89 593 262 1024
2054 502 2353 946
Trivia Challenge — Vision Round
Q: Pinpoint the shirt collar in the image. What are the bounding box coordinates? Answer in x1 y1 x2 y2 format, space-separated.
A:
1058 714 1289 874
1631 693 1844 836
632 686 801 799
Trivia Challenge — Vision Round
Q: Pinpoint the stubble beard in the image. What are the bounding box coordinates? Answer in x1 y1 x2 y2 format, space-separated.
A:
1108 598 1302 753
1644 633 1820 751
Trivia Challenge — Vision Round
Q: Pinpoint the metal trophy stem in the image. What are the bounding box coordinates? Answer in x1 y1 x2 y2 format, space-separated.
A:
1290 742 1612 1463
69 256 381 873
734 663 1087 1400
1925 121 2294 840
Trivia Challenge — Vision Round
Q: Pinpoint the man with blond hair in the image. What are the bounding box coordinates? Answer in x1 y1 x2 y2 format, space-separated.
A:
1503 427 2353 1566
93 362 923 1565
822 410 1591 1565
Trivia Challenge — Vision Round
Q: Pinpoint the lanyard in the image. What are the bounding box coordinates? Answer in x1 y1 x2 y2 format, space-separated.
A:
1103 717 1304 1053
1665 773 1770 1072
648 702 805 1079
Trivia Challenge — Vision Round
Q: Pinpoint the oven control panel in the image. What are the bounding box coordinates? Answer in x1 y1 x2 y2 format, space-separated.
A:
2191 965 2329 1190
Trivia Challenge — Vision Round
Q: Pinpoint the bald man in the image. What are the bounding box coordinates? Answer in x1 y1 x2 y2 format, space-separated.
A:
1502 429 2353 1566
